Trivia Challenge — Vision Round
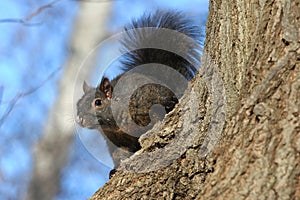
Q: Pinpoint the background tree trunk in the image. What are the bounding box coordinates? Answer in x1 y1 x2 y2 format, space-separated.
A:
26 2 112 200
91 0 300 199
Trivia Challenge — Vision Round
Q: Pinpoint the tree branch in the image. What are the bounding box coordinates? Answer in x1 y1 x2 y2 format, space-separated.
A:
0 0 61 26
0 66 62 128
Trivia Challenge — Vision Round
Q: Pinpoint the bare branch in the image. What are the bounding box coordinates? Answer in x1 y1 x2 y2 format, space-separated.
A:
0 66 62 128
25 0 61 21
0 93 18 128
0 19 42 26
0 86 3 106
22 66 63 96
0 0 61 26
0 0 121 26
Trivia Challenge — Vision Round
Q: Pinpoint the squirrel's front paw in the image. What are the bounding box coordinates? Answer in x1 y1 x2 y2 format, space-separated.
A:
109 169 117 179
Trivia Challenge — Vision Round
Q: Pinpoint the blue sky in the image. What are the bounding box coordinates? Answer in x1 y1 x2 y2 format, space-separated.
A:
0 0 208 199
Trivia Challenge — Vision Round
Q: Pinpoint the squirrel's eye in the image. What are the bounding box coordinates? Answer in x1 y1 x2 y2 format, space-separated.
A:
93 98 102 107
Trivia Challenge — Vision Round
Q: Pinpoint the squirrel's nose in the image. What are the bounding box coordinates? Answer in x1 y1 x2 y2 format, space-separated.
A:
76 115 83 126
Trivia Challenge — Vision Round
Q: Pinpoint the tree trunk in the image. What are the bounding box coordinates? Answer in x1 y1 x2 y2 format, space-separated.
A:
26 2 112 200
91 0 300 199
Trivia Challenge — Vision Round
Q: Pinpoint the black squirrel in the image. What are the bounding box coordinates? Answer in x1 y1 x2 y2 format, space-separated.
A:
76 10 201 174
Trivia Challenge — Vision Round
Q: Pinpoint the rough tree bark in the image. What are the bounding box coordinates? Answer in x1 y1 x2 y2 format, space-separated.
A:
91 0 299 199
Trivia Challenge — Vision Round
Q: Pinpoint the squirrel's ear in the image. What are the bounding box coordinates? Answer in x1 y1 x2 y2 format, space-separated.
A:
83 81 91 93
99 77 112 100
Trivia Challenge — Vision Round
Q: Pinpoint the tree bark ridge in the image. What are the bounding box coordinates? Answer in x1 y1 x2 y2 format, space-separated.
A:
91 0 300 199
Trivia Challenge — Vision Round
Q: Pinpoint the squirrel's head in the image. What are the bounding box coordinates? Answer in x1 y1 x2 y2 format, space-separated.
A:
76 77 114 129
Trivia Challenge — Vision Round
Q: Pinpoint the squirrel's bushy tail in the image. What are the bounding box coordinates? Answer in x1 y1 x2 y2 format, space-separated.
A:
120 10 202 80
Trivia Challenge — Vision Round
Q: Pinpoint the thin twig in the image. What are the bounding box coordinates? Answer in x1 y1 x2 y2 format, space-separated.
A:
0 86 3 106
25 0 61 21
0 0 62 26
0 19 42 26
0 66 62 128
